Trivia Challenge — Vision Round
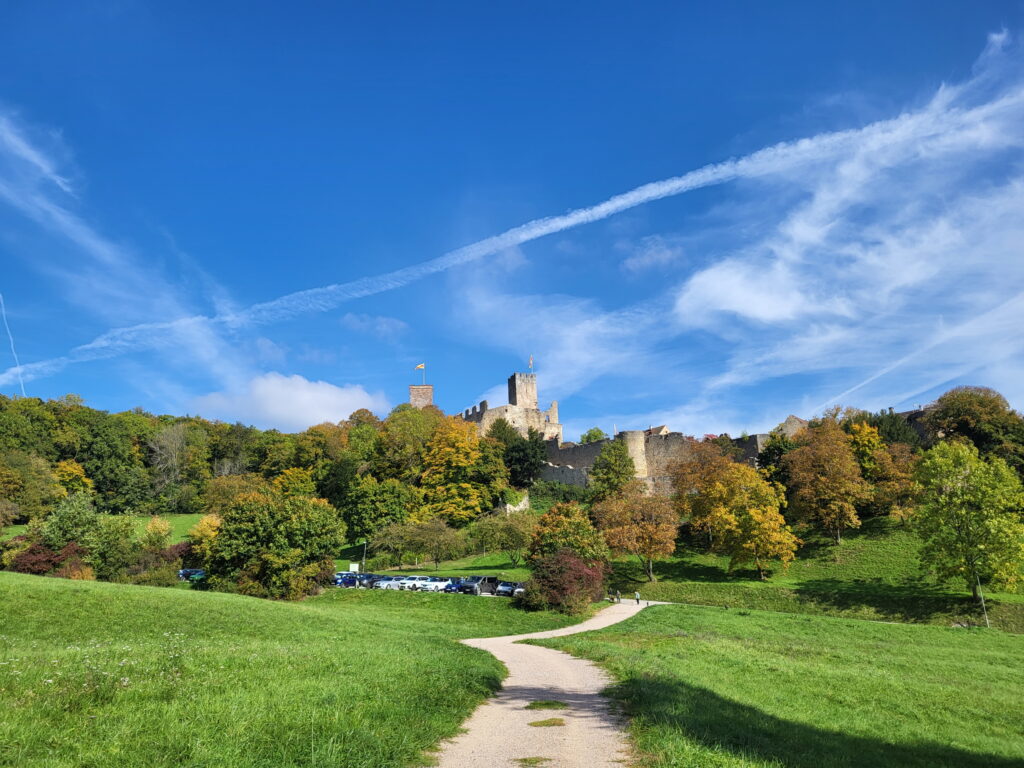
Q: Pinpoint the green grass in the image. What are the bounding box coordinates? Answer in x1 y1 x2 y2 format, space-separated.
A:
535 604 1024 768
0 572 575 767
612 517 1024 633
527 718 565 727
1 513 203 545
386 550 531 582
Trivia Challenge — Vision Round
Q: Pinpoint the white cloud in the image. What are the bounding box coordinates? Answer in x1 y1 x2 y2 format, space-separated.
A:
340 312 408 341
191 372 389 432
619 235 685 273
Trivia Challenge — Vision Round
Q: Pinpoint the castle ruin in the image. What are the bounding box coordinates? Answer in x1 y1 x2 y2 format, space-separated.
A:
413 369 809 494
459 372 563 442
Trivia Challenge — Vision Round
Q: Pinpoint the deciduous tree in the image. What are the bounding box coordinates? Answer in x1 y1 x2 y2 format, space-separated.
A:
592 481 677 581
529 502 609 564
914 441 1024 603
589 440 635 501
470 511 536 567
579 427 608 444
783 416 869 543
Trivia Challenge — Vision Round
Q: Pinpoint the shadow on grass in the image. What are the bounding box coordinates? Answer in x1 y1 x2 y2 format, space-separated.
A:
794 578 980 623
617 675 1019 768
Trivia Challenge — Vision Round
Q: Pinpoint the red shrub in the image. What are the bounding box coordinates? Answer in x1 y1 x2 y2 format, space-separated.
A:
10 542 63 575
516 549 608 615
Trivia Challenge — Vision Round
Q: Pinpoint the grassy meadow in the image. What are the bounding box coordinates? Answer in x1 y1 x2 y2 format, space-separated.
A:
1 513 203 545
0 572 574 768
535 604 1024 768
399 516 1024 632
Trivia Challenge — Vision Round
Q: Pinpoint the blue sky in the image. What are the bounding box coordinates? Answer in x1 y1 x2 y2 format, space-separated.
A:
1 2 1023 438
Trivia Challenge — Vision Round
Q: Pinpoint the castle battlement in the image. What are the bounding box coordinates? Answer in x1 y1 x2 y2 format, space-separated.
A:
459 373 562 442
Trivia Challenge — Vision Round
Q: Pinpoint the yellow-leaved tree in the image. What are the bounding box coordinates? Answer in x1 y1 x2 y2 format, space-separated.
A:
691 463 799 579
420 417 506 525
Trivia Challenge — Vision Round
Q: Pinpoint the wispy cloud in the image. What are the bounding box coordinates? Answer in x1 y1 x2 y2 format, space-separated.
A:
340 312 408 341
0 293 27 397
618 235 686 273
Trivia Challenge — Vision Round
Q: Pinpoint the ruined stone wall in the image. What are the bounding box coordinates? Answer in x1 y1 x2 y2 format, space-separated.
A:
544 438 608 469
464 402 562 442
538 463 590 487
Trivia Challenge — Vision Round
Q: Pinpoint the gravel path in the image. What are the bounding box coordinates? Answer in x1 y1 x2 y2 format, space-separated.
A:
434 601 662 768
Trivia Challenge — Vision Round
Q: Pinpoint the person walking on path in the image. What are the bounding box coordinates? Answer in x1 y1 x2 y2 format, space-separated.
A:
634 591 641 605
615 590 621 603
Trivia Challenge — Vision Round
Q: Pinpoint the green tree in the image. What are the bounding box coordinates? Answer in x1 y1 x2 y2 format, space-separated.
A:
756 429 796 486
84 515 140 580
405 518 466 569
528 502 609 564
589 439 635 501
0 450 65 520
579 427 607 444
373 404 444 483
504 428 546 488
346 475 420 540
470 511 536 567
592 481 677 581
39 492 99 551
205 491 347 599
924 386 1024 475
486 418 521 448
914 441 1024 603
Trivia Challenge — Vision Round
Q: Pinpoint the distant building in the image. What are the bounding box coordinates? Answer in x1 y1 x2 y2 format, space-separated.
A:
460 372 562 442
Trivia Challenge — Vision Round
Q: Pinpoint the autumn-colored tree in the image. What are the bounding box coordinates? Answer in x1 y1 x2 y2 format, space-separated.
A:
670 440 736 541
470 511 536 567
372 404 444 484
201 473 272 517
0 450 65 520
54 459 93 496
592 481 677 581
686 463 798 579
272 467 317 497
589 439 635 501
528 502 609 564
914 441 1024 603
421 417 503 524
870 442 921 521
187 513 222 564
848 422 885 480
783 416 869 543
140 515 172 552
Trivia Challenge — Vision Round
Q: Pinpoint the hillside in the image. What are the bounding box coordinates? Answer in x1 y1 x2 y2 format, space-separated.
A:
536 604 1024 767
0 573 574 768
398 517 1024 632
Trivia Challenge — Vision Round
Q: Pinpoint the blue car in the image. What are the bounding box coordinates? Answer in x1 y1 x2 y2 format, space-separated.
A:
332 572 358 587
178 568 205 582
443 578 464 593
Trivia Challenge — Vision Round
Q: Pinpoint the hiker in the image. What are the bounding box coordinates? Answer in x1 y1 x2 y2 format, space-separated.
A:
634 591 641 605
615 590 621 603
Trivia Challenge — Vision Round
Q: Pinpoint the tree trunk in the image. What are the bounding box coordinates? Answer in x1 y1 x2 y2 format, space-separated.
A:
646 558 656 582
971 575 981 604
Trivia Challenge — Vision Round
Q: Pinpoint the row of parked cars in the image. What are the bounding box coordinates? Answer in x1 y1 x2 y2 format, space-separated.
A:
332 572 524 597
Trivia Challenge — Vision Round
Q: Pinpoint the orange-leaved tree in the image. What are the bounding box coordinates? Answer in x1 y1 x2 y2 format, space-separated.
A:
592 481 677 581
783 414 869 544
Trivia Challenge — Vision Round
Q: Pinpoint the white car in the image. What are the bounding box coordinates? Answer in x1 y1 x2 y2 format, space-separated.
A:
417 577 453 593
399 575 431 590
373 576 404 590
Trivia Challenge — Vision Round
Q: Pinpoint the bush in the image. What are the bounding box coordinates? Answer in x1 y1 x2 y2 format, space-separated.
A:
9 541 63 575
516 549 608 615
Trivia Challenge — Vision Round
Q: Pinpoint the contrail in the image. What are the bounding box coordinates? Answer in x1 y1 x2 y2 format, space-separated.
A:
0 71 1020 389
0 293 27 397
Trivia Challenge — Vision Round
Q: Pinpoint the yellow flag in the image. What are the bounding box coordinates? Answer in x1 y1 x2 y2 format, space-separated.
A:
414 363 425 370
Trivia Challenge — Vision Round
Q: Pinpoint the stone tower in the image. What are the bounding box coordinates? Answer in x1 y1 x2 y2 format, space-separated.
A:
507 373 538 410
409 384 434 409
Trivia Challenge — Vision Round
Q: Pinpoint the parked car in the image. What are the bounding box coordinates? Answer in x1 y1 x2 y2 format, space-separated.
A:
459 575 499 595
443 578 465 593
418 577 453 593
495 581 519 597
356 573 381 588
373 576 403 590
513 583 526 598
399 575 431 591
333 572 358 587
178 568 205 582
